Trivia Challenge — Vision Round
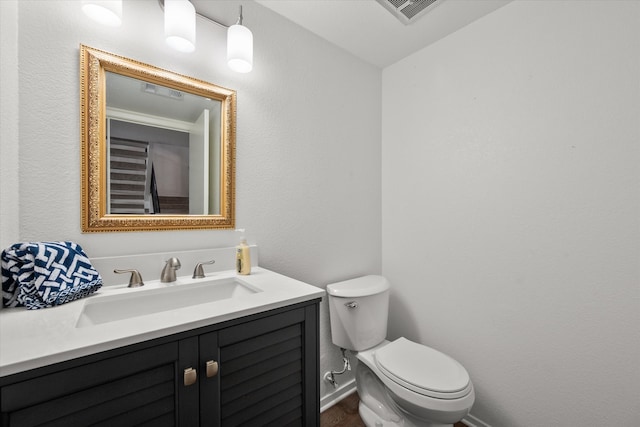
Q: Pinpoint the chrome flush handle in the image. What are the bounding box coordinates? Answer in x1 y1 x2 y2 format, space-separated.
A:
345 301 358 309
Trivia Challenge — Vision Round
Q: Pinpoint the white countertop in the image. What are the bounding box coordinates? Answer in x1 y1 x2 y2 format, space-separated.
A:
0 267 324 378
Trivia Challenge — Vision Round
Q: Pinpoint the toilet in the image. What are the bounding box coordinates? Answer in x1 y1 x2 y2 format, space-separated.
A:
327 275 475 427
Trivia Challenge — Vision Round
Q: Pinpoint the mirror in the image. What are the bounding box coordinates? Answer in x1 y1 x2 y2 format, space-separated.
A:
80 45 235 232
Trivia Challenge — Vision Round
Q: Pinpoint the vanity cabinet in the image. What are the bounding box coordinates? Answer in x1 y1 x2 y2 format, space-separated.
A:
0 300 320 427
1 341 181 426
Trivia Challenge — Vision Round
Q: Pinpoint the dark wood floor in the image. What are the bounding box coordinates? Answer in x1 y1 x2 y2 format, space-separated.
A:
320 392 468 427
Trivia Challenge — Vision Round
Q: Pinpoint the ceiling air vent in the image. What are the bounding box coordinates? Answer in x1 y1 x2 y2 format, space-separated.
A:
141 82 184 100
375 0 442 25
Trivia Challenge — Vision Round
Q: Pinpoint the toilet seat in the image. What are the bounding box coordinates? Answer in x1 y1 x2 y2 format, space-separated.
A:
374 337 472 400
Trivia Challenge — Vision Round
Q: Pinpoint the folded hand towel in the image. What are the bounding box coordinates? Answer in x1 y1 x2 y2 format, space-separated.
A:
1 241 103 309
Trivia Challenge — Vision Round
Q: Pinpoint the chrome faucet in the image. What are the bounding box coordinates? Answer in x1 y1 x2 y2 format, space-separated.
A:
161 257 181 283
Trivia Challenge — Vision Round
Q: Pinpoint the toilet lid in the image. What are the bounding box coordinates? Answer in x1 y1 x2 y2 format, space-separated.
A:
326 275 389 297
375 337 470 397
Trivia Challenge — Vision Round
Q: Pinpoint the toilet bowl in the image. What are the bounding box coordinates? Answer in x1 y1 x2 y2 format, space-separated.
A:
356 339 474 426
327 276 474 427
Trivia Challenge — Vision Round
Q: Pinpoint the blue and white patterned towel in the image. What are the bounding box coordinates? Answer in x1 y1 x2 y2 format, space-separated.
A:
1 241 103 309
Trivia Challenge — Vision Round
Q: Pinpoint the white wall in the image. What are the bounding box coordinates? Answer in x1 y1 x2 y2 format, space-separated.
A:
1 0 380 402
0 0 20 248
382 1 639 426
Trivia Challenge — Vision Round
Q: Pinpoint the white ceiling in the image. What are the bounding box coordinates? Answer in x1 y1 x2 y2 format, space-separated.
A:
255 0 511 68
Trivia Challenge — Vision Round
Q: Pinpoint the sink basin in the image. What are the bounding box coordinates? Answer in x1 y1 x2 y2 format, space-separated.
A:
76 277 261 328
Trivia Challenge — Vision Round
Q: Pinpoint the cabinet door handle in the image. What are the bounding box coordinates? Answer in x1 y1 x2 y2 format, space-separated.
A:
206 360 219 378
184 367 197 386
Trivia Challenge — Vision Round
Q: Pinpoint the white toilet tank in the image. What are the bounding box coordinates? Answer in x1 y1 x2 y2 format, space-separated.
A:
326 275 390 351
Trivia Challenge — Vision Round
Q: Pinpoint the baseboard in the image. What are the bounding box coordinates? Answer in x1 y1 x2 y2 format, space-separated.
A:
463 413 492 427
319 379 357 412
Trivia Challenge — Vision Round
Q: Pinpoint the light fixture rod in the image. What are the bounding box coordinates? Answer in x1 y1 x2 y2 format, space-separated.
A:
157 0 229 29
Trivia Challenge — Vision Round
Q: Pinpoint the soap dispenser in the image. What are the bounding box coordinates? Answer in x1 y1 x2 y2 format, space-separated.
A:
236 236 251 275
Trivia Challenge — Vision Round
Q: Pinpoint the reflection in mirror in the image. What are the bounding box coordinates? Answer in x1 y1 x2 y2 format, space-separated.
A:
106 72 222 215
80 45 236 232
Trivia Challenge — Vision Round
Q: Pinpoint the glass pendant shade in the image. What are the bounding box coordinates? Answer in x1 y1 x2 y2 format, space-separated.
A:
81 0 122 27
164 0 196 53
227 24 253 73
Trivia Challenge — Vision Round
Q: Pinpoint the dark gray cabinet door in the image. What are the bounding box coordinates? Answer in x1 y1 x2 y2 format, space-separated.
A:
218 308 305 426
0 342 181 427
198 331 220 426
201 304 319 427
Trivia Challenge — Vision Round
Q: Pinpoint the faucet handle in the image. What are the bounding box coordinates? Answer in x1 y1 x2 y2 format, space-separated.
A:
192 259 216 279
114 269 145 288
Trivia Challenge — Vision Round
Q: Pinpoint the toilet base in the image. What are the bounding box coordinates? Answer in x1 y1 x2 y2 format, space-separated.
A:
359 400 452 427
356 343 473 427
359 401 400 427
357 362 456 427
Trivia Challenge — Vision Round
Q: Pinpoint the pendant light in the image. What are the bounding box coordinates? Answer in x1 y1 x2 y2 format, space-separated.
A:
227 6 253 73
81 0 122 27
83 1 254 73
164 0 196 53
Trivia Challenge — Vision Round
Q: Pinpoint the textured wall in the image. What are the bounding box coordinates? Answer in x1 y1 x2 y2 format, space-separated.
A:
0 0 20 248
382 1 640 425
3 0 381 402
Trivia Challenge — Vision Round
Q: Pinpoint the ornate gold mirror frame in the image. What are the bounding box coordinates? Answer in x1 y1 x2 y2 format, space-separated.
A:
80 45 236 232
